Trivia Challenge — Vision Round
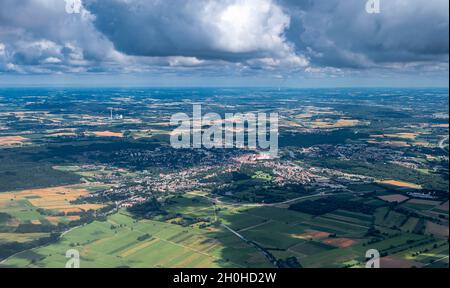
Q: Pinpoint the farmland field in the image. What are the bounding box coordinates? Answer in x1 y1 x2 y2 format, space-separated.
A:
0 87 448 269
1 212 245 268
0 0 449 271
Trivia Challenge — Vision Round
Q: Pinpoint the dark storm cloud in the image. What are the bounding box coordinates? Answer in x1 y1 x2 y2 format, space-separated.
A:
83 0 303 64
0 0 448 76
84 0 450 70
283 0 449 68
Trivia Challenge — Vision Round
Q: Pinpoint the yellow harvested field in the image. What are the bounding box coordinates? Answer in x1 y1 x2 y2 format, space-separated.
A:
31 220 41 225
47 216 81 224
432 124 449 128
0 186 104 213
311 119 359 129
59 207 82 213
0 136 27 146
379 180 422 189
0 136 26 142
413 141 429 147
46 216 60 224
93 131 124 137
57 205 102 213
0 233 49 243
120 238 160 258
384 133 418 140
293 230 331 240
323 238 358 248
382 141 410 147
334 119 360 127
378 194 409 203
370 133 422 146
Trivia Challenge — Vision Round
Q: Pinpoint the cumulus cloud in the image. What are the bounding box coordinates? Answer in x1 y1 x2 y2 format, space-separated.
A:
284 0 449 69
84 0 307 67
0 0 448 78
0 0 121 73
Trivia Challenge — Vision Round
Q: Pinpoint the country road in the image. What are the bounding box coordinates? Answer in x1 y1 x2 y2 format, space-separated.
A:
221 223 279 267
187 191 333 208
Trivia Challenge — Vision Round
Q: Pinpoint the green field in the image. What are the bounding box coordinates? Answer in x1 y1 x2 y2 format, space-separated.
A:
1 189 448 269
1 211 275 268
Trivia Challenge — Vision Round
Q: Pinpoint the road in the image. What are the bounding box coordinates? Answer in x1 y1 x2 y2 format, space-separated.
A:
187 191 333 208
424 255 449 267
265 193 330 207
221 223 279 267
188 190 358 267
0 239 56 266
59 224 83 239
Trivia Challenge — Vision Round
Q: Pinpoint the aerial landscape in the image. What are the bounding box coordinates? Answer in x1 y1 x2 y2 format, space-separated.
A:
0 0 448 270
0 87 448 268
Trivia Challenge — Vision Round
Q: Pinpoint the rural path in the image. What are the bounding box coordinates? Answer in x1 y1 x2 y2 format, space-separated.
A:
238 220 273 232
60 224 84 239
188 191 333 208
0 241 52 266
316 216 370 229
265 193 330 207
424 255 449 267
132 221 245 268
0 222 94 266
221 223 278 267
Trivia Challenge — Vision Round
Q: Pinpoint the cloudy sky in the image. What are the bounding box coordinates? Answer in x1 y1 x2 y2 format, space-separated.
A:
0 0 448 87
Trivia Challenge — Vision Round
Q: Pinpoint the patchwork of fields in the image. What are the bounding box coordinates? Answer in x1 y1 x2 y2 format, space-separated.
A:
1 213 243 268
2 191 448 268
0 88 448 268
